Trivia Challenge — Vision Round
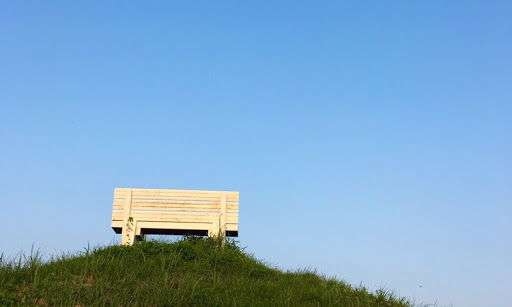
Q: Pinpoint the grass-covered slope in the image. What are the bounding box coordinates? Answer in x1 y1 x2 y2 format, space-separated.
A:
1 237 414 306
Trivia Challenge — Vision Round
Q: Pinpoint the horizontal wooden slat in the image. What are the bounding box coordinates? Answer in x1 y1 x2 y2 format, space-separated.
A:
112 199 238 212
112 211 238 224
111 220 238 232
128 193 238 202
114 188 239 202
115 204 239 212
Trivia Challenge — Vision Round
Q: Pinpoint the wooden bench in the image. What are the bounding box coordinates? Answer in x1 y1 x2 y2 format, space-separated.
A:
111 188 239 245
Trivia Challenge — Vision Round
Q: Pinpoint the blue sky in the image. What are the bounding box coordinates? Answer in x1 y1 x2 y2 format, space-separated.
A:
1 2 510 306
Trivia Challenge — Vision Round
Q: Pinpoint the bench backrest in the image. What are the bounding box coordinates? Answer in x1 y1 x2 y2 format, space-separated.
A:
111 188 239 245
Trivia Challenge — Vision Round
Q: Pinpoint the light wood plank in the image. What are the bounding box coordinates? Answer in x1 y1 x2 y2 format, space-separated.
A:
112 220 238 232
122 189 132 224
112 211 238 224
114 188 239 202
220 192 227 233
113 199 238 212
121 189 133 245
219 192 227 245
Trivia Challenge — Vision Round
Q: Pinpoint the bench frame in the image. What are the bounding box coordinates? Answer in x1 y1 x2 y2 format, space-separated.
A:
111 188 239 245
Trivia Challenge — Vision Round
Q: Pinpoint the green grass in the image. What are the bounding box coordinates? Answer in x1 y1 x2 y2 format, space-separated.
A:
0 236 416 306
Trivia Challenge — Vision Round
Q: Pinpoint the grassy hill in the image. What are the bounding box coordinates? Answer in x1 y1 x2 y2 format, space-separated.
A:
1 237 415 306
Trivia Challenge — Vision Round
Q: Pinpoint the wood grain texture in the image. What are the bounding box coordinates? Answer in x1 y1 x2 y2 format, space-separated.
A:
121 189 133 245
112 199 238 212
112 188 240 244
114 188 239 202
112 211 239 223
111 221 239 232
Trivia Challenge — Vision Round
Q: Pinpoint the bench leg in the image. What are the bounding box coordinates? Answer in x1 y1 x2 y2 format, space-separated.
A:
209 218 218 238
209 219 226 247
121 189 135 246
121 217 136 246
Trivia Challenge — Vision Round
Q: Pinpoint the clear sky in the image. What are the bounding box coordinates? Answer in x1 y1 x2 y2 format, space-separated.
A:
1 2 510 306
